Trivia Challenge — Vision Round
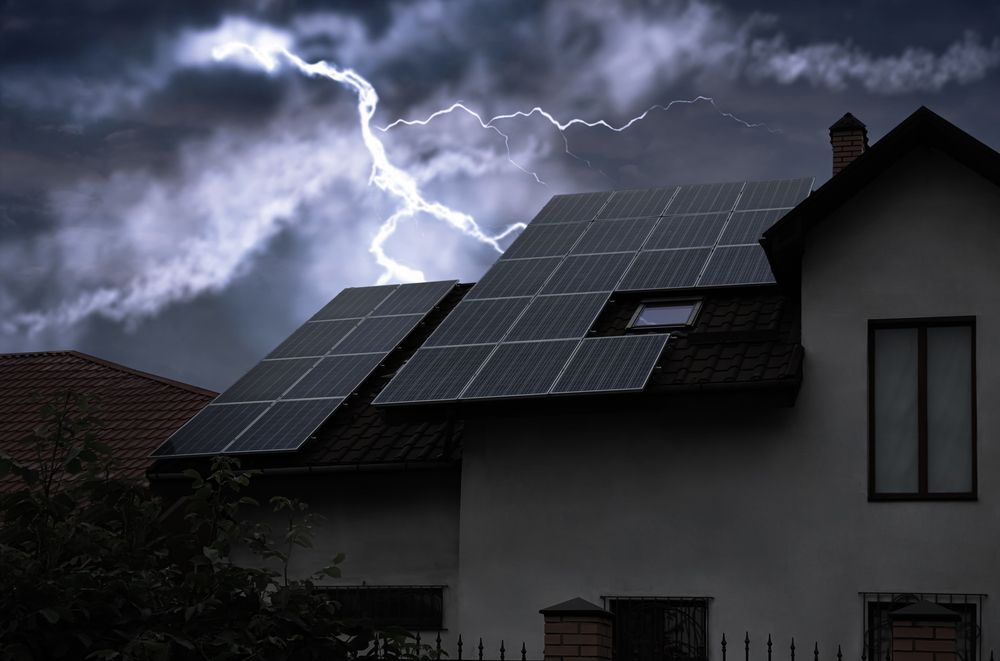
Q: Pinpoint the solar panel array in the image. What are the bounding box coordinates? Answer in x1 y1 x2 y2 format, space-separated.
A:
152 280 457 458
374 177 812 406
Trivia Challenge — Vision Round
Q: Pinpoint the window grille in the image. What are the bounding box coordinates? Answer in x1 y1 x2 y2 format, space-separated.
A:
861 592 983 661
604 596 710 661
322 585 444 630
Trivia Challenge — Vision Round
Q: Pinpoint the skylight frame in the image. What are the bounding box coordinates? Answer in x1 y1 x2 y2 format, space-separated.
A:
627 298 702 330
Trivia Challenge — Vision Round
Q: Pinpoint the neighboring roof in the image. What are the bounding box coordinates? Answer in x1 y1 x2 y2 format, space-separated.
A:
0 351 215 488
763 106 1000 281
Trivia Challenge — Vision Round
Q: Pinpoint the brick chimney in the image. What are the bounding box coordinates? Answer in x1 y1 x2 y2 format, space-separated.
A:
829 112 869 176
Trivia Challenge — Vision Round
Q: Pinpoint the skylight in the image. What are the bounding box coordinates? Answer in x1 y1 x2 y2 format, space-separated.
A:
630 301 700 328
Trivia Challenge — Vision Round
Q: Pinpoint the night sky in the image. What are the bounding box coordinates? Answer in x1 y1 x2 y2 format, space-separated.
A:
2 0 999 392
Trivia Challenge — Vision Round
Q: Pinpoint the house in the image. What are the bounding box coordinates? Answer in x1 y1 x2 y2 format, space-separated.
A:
0 350 215 489
148 107 999 661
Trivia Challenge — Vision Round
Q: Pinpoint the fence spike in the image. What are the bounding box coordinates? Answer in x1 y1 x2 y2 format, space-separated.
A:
436 631 442 661
722 633 728 661
521 642 527 661
838 644 843 661
989 651 994 661
790 637 796 661
814 642 819 661
479 637 484 661
501 640 506 661
886 640 891 661
768 635 773 661
458 635 464 661
745 632 751 661
417 631 422 651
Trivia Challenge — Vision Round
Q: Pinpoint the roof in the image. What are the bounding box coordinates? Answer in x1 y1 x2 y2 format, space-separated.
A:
763 106 1000 282
0 350 215 488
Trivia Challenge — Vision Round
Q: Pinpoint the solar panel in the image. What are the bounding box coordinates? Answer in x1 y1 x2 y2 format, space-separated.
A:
541 252 635 294
214 358 317 403
571 218 658 255
644 213 728 250
465 257 562 300
735 177 813 210
505 292 609 341
617 248 711 291
373 344 495 404
372 280 456 315
461 340 579 399
530 191 612 224
596 187 677 220
284 353 385 399
266 319 359 359
310 285 397 321
332 314 424 354
719 209 789 246
226 398 343 454
698 245 775 286
424 297 530 347
551 334 669 394
150 403 269 457
501 223 588 259
664 182 742 214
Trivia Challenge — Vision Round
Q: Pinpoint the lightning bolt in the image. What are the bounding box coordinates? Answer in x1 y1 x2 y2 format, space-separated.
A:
379 96 779 182
212 42 526 285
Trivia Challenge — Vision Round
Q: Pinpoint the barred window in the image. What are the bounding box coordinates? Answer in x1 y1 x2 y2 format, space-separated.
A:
862 593 983 661
605 597 710 661
322 585 444 630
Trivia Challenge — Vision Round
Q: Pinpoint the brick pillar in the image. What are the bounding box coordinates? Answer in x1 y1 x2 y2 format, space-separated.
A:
540 598 613 661
829 112 869 176
890 601 961 661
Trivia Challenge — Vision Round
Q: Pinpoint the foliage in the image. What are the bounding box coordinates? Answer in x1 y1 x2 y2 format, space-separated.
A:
0 392 432 661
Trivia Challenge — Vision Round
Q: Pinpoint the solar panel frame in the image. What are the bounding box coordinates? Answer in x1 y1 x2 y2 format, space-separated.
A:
266 319 359 359
719 209 790 246
460 339 579 400
735 177 813 211
644 213 729 250
571 218 659 255
309 285 398 321
149 402 269 457
373 344 496 404
225 398 344 454
501 223 588 260
550 334 669 394
541 252 635 295
663 181 743 214
331 314 424 354
465 257 562 300
423 297 531 347
505 292 609 341
371 280 456 316
283 353 385 399
697 244 776 286
529 191 612 224
213 358 318 404
595 187 677 220
617 248 711 291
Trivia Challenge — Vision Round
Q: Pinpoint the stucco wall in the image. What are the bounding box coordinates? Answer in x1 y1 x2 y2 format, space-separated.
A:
455 147 1000 658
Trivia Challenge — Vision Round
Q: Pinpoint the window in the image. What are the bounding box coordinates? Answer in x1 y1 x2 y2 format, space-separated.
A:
630 301 701 329
321 585 444 630
868 318 976 499
862 592 982 661
605 597 709 661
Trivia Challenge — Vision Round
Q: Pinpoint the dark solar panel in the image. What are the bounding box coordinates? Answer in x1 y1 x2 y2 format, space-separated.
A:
644 213 729 250
505 292 609 341
466 257 561 300
226 398 342 453
310 285 397 321
372 280 456 316
373 344 495 404
664 181 743 214
501 223 588 259
735 177 813 210
149 402 268 457
551 334 669 394
571 218 658 255
596 187 677 220
698 245 775 286
332 314 424 354
266 319 359 359
461 340 579 399
284 353 385 399
541 252 635 294
719 209 789 246
617 248 711 291
214 358 317 403
530 192 612 224
424 297 530 347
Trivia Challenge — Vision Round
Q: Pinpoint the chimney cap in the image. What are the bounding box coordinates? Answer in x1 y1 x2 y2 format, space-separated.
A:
830 112 867 133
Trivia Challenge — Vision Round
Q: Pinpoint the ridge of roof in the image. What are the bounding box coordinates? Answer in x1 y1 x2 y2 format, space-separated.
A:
762 106 1000 281
0 350 217 398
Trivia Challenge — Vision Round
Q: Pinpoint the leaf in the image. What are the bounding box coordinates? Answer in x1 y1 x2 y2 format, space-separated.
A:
38 608 60 624
85 651 121 660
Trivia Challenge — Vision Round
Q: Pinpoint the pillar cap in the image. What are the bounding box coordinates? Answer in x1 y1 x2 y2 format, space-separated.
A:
540 597 610 616
889 600 961 621
829 112 867 133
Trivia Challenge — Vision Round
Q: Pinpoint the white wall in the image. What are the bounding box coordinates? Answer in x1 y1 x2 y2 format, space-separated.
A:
455 146 1000 658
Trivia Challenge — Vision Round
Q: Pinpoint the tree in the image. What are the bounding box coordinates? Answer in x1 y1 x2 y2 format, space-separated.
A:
0 392 428 661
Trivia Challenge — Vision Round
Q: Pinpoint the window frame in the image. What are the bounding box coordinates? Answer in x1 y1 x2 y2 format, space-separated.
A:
867 316 977 501
628 298 703 330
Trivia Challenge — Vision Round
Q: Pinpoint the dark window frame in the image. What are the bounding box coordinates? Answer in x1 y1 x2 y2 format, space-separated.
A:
319 585 445 630
603 595 711 661
628 298 703 330
867 316 977 501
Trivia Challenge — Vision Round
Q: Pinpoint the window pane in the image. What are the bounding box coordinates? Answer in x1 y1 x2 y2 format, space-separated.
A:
926 326 973 493
634 303 695 327
874 328 919 493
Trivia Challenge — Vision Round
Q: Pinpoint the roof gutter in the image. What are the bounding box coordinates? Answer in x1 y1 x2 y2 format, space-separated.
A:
146 460 457 482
